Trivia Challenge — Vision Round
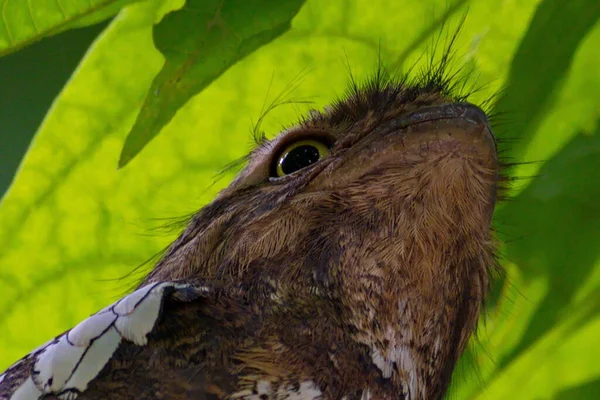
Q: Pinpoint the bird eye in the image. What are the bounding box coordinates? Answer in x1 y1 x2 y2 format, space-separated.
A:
273 139 330 177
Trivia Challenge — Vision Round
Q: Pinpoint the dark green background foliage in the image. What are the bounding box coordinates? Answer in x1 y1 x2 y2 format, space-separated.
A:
0 1 599 398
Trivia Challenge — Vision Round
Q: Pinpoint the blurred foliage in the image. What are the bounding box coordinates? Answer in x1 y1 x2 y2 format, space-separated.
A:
0 0 599 399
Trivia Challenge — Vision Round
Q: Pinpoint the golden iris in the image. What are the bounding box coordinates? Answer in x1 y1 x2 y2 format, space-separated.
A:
275 140 330 177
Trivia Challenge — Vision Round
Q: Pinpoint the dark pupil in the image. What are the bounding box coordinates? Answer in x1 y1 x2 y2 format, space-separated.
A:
280 145 321 175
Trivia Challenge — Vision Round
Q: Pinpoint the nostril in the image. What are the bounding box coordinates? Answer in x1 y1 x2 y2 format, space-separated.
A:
391 102 491 132
453 103 490 127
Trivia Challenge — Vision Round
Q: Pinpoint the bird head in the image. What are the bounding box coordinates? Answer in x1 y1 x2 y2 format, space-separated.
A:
144 67 501 398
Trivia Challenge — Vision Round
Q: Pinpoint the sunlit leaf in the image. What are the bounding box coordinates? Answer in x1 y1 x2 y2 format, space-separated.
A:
498 132 600 367
492 0 600 164
0 0 141 56
457 130 600 399
449 17 600 398
118 0 307 167
553 377 600 399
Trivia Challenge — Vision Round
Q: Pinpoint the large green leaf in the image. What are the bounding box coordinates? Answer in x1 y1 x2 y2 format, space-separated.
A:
118 0 307 167
1 0 599 398
0 0 141 56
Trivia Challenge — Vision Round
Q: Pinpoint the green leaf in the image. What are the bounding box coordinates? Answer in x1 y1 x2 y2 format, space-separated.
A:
449 16 600 398
0 0 141 57
552 377 600 399
498 131 600 366
0 0 172 366
65 0 144 31
492 0 600 163
117 0 307 168
477 292 600 399
471 132 600 399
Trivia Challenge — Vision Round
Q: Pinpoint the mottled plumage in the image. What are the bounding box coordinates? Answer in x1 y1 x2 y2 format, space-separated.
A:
0 59 503 400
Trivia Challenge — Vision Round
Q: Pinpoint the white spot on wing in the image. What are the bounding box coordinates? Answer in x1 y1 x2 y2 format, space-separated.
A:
232 380 272 400
115 284 166 345
360 388 371 400
229 389 254 399
231 380 322 400
3 282 200 400
62 327 121 393
8 377 41 400
398 345 418 398
257 380 272 396
67 311 117 347
280 381 322 400
366 301 434 400
28 338 55 356
371 347 392 378
33 336 87 392
113 282 160 315
370 325 419 396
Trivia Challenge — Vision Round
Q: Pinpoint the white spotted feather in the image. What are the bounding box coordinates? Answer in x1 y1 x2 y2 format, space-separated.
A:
0 282 205 400
231 380 323 400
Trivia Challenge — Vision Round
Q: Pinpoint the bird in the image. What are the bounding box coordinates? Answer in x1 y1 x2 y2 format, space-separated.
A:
0 59 502 400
